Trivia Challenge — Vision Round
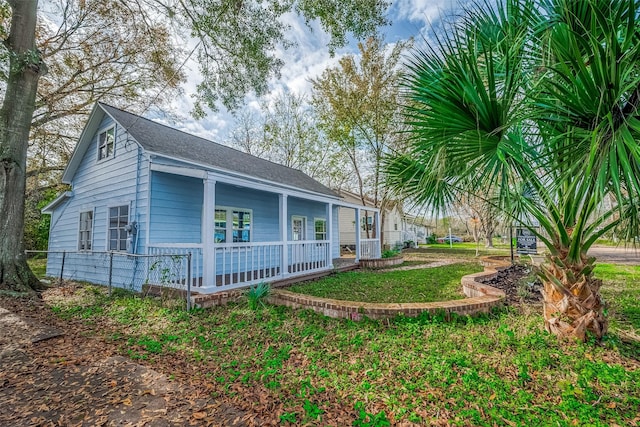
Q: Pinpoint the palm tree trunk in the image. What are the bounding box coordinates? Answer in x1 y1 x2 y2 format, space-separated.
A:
539 253 607 341
0 0 45 292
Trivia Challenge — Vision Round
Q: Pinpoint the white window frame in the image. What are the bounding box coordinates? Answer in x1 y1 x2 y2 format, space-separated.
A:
361 215 373 231
314 217 327 241
97 125 116 161
214 206 252 243
214 208 228 243
78 209 94 251
291 215 306 241
107 204 129 251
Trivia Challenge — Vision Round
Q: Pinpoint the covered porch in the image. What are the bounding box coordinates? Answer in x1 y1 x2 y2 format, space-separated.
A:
145 164 380 293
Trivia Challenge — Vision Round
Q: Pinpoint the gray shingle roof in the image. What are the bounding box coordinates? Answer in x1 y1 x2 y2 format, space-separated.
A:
99 103 339 198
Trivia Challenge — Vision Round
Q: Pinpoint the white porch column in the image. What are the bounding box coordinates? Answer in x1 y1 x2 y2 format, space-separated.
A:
326 203 334 268
203 175 216 287
355 207 361 262
280 194 288 277
374 210 381 258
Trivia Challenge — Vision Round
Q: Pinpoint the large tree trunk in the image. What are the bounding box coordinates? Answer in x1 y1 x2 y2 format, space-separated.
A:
539 252 607 342
484 231 494 248
479 216 495 248
0 0 45 293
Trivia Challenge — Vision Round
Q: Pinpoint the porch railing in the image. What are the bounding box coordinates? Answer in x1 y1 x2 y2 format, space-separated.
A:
288 240 330 274
359 238 381 259
147 240 334 292
214 241 283 289
148 244 203 287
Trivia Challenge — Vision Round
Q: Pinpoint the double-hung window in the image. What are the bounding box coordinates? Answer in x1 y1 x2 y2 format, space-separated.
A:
361 215 373 231
214 207 251 243
214 209 227 243
98 126 115 160
108 205 129 251
314 218 327 240
78 211 93 251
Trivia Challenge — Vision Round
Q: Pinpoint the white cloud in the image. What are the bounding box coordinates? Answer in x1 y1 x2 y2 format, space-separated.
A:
269 13 351 97
162 2 465 142
391 0 456 26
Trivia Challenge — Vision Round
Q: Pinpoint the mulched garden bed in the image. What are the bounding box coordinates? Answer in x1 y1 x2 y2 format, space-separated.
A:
477 263 543 305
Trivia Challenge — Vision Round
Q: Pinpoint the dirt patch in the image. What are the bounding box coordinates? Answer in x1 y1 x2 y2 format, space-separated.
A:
0 294 254 427
383 259 458 271
477 264 543 305
0 306 63 347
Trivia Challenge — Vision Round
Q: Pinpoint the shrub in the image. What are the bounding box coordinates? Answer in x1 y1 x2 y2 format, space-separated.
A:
246 282 270 310
381 249 399 259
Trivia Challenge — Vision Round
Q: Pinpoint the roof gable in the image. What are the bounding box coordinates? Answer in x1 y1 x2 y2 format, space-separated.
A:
97 103 339 198
62 103 339 198
337 190 375 207
61 104 109 183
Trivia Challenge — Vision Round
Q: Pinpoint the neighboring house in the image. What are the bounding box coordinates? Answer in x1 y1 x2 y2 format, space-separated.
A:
401 215 434 246
42 103 380 293
337 190 411 249
337 191 434 249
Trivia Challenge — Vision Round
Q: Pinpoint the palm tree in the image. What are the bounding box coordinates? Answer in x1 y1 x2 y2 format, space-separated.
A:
386 0 640 341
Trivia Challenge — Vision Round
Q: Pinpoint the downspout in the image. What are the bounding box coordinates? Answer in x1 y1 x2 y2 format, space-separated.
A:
130 139 142 290
134 144 141 253
145 156 153 254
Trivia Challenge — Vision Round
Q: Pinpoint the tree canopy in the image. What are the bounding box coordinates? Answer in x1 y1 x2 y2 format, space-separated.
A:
311 37 411 243
228 92 352 190
0 0 390 292
386 0 640 340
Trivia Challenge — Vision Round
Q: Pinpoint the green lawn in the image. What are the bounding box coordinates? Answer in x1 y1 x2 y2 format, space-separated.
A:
45 258 640 426
27 257 48 278
596 263 640 332
407 244 512 261
286 263 482 303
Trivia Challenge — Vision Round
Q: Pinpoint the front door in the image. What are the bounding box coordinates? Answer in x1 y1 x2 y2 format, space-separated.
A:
292 216 306 241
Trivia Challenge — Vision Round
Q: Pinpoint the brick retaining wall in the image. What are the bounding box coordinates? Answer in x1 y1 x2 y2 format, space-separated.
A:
359 256 404 269
193 256 510 316
266 256 507 320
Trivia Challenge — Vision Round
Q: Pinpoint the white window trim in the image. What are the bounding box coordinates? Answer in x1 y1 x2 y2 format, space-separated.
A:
361 215 374 231
77 209 95 251
97 124 116 161
313 217 327 241
106 203 130 252
214 205 252 243
291 215 307 241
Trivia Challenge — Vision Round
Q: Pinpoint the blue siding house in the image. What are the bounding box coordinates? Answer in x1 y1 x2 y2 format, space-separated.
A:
43 103 380 293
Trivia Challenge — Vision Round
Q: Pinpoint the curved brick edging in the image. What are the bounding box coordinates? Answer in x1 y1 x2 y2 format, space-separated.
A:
359 256 404 269
267 257 508 321
462 256 511 299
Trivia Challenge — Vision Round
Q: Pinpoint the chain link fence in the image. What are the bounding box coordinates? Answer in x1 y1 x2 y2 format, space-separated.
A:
25 250 193 310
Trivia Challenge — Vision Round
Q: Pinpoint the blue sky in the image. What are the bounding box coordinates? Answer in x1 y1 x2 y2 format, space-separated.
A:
160 0 458 142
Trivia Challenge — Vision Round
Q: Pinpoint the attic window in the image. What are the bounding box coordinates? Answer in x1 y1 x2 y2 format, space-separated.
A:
98 126 115 160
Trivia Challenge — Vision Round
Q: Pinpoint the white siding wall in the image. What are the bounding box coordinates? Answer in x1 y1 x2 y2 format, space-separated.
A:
46 113 149 279
383 207 404 248
149 172 203 244
332 205 340 259
338 205 404 248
